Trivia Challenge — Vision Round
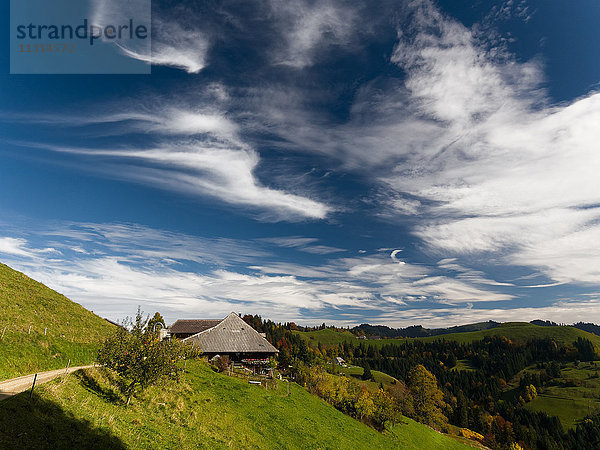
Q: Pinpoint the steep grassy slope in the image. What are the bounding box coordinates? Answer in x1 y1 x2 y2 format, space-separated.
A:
297 322 600 349
0 262 114 379
0 361 473 449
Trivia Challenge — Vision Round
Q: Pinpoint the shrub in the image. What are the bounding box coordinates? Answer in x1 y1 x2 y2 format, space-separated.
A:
97 309 189 405
361 363 374 381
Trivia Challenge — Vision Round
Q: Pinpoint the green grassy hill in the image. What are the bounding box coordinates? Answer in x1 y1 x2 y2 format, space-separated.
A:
0 360 473 449
301 328 356 345
297 322 600 350
417 322 600 348
335 365 398 392
0 262 115 379
504 361 600 429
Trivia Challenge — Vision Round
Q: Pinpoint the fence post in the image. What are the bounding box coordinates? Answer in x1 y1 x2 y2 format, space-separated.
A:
30 374 38 399
44 328 47 336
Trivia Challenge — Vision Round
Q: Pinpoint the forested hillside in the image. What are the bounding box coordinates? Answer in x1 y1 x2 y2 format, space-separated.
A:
245 314 600 449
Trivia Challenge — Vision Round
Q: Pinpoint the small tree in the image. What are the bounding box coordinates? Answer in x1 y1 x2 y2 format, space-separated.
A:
213 355 230 373
362 363 374 381
97 308 187 405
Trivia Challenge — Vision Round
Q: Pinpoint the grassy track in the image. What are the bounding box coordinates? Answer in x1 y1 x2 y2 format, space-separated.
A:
0 360 473 449
0 262 114 379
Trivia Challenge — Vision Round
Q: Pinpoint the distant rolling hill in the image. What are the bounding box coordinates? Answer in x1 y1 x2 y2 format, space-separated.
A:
354 320 501 338
0 262 114 379
297 322 600 350
416 322 600 347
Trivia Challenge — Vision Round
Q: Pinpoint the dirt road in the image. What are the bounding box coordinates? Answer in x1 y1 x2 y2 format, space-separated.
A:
0 365 93 400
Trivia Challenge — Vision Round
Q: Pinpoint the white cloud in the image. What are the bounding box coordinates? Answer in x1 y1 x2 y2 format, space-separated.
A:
239 0 600 287
0 222 516 324
269 0 356 68
91 0 209 73
0 238 35 258
49 142 329 220
300 245 346 255
259 236 320 248
379 1 600 285
14 98 331 221
117 22 208 74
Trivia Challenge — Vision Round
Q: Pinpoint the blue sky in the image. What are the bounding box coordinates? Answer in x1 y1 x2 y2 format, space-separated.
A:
1 0 600 327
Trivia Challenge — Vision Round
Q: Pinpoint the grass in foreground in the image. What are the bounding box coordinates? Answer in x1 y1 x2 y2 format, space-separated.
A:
0 262 114 379
0 360 473 449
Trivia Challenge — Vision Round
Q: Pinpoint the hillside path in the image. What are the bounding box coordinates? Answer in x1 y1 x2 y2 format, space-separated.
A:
0 365 94 400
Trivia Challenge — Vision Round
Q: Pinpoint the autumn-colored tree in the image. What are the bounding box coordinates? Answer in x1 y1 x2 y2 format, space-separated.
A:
371 389 399 430
523 384 537 402
388 379 414 417
355 389 375 420
407 364 447 428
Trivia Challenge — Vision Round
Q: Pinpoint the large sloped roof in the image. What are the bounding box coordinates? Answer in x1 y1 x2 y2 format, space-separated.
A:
169 319 222 334
183 312 278 354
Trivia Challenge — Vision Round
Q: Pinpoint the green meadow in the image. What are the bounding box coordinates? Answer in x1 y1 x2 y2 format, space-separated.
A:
334 365 398 391
507 361 600 429
0 360 473 449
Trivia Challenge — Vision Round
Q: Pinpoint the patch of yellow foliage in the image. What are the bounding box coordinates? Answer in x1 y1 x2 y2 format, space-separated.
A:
459 427 484 442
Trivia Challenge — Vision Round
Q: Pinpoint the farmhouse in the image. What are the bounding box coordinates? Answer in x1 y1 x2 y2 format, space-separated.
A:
332 356 346 367
170 312 278 363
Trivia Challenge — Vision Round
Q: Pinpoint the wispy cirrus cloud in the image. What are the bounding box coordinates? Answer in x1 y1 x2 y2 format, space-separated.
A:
91 0 209 73
240 0 600 287
0 222 517 324
382 0 600 285
259 236 345 254
117 21 209 74
6 89 331 221
28 140 330 221
268 0 358 68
